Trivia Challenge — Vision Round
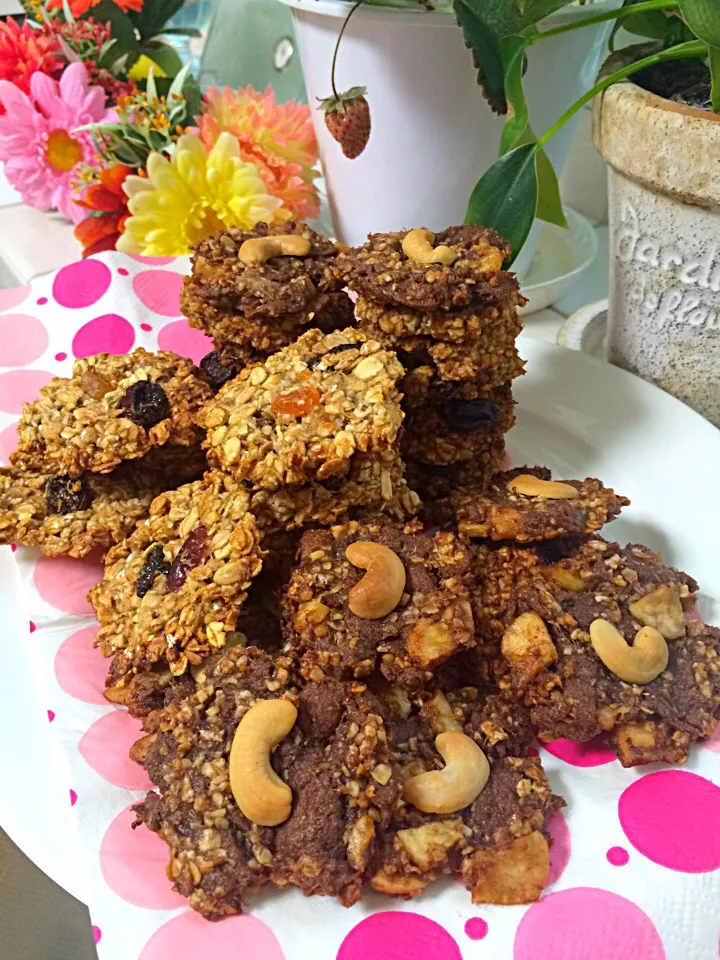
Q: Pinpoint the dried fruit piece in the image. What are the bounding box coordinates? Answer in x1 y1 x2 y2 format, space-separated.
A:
271 385 321 417
166 526 208 593
80 370 114 399
120 380 170 427
307 342 356 369
442 398 501 432
199 350 242 389
45 475 93 514
136 544 170 598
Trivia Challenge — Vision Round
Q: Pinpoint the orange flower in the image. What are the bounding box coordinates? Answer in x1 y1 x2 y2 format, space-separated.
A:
47 0 143 15
74 164 133 257
0 19 62 115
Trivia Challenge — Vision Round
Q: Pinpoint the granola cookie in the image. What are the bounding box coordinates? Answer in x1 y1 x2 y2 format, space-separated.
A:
336 226 511 311
197 328 405 490
369 685 563 904
499 536 720 766
355 277 524 342
0 465 163 558
12 349 211 476
132 647 398 918
449 467 629 540
283 519 475 688
405 444 506 502
90 474 264 679
183 221 349 319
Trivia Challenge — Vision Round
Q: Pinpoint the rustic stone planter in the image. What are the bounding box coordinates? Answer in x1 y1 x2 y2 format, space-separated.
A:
594 81 720 425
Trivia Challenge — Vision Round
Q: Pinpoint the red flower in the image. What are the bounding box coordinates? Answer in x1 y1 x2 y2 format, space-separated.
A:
74 165 133 258
47 0 144 15
0 19 62 115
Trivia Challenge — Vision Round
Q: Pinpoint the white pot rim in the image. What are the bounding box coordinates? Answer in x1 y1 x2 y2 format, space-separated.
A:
278 0 621 28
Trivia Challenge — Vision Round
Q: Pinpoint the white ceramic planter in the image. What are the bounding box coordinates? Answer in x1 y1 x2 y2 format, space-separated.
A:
278 0 620 259
594 82 720 425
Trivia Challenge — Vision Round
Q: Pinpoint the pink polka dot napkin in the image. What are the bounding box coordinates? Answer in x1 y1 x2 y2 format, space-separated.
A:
3 252 720 960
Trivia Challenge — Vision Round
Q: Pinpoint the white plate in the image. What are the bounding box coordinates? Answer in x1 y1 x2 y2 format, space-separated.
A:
1 336 719 903
518 210 599 317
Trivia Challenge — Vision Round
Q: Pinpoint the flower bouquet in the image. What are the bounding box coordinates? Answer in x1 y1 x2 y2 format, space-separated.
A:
0 0 320 257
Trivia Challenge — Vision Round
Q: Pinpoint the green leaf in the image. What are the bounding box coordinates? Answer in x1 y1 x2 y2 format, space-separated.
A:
160 27 202 38
465 142 539 263
140 42 183 79
90 0 139 56
145 66 157 104
499 35 530 154
678 0 720 48
131 0 185 41
453 0 521 114
168 62 191 99
709 44 720 113
514 0 579 31
622 11 668 40
535 146 567 228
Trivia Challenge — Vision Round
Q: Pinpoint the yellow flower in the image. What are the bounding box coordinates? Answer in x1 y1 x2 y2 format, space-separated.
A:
128 55 168 82
117 132 286 256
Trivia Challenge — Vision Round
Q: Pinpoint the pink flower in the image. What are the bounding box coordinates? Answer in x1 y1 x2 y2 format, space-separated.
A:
0 62 113 223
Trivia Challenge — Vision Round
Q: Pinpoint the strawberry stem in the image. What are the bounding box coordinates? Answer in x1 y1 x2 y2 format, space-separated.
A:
330 0 367 101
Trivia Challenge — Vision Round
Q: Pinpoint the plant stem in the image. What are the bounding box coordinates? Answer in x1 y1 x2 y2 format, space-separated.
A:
330 0 366 100
537 40 705 149
529 0 679 44
709 45 720 115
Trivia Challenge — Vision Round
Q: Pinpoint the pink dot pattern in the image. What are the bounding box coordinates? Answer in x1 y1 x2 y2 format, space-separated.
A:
0 283 30 311
338 913 463 960
79 711 152 790
546 811 571 887
157 320 212 364
542 735 616 767
52 259 111 309
133 270 184 317
138 912 285 960
54 624 106 704
72 313 135 358
0 313 49 366
607 846 630 866
464 918 488 941
34 550 103 616
619 770 720 873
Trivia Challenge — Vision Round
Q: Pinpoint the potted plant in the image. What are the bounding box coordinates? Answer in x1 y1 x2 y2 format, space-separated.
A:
465 0 720 424
278 0 622 253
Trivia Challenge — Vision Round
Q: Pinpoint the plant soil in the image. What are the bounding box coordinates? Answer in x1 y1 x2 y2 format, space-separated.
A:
634 59 712 112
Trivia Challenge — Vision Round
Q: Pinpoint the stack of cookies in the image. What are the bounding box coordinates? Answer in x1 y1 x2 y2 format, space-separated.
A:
337 226 526 499
180 220 355 385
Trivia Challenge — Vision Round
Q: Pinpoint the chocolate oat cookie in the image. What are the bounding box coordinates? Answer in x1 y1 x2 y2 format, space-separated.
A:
337 226 511 311
0 464 164 558
405 445 507 502
448 467 629 541
197 328 405 490
369 686 563 904
90 473 264 680
12 349 211 476
498 536 720 765
282 519 475 687
182 220 351 321
132 646 398 917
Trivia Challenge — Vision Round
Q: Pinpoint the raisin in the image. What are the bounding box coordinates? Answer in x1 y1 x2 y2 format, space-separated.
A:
136 545 170 598
308 342 356 369
271 385 321 417
166 526 208 593
442 398 501 433
45 475 93 514
200 350 240 389
241 479 254 489
80 370 114 399
120 380 170 427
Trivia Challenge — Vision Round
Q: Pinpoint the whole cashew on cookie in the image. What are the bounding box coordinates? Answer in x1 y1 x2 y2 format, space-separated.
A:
402 731 490 814
229 698 297 826
589 618 669 685
346 541 406 619
401 228 458 266
238 234 311 265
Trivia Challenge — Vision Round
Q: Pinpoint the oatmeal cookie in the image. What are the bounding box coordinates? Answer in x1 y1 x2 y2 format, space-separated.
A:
183 221 349 319
405 444 506 502
197 328 404 490
0 465 163 558
132 647 398 917
401 385 515 466
499 537 720 765
369 686 563 904
12 349 211 476
198 342 258 391
90 474 264 679
355 277 524 342
283 520 475 688
449 466 629 540
336 226 511 311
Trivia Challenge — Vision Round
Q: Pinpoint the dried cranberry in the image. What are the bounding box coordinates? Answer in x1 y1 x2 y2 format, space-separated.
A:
442 398 501 433
166 526 208 593
136 545 171 598
200 350 240 389
46 475 93 514
120 380 170 427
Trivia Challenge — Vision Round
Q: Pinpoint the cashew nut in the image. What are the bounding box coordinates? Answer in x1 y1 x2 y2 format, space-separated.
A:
402 731 490 814
589 618 668 684
346 541 406 619
238 234 311 265
628 583 685 639
401 228 458 266
507 474 580 499
229 698 297 826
